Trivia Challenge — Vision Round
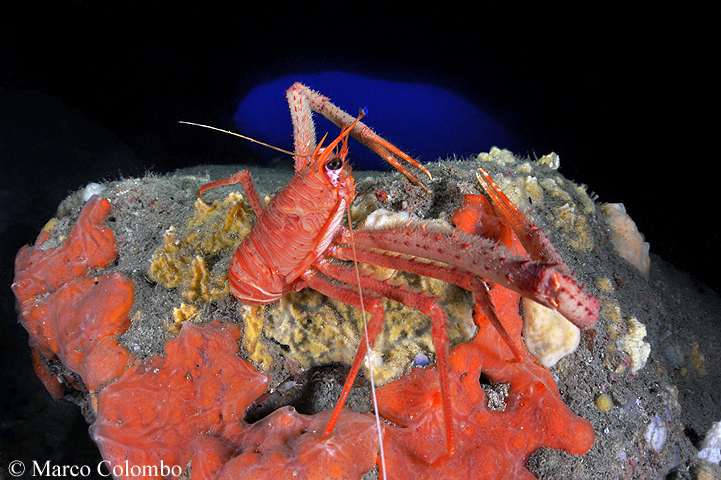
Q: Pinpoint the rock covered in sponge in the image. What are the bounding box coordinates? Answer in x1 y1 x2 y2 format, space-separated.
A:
91 320 268 473
216 408 382 480
147 193 253 303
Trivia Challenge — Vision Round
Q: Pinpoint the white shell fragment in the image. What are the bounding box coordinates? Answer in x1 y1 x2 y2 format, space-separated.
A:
645 416 668 453
619 316 651 373
699 420 721 464
81 182 106 202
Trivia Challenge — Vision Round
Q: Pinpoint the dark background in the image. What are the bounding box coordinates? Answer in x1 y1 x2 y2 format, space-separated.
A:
1 0 716 471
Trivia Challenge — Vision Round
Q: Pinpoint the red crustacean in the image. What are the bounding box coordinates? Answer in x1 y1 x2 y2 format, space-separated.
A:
192 82 600 463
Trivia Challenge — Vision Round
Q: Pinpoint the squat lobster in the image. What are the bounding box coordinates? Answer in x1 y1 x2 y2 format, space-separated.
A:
190 82 599 465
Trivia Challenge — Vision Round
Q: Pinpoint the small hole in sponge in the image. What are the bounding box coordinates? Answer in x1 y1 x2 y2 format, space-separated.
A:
244 364 372 424
479 373 510 411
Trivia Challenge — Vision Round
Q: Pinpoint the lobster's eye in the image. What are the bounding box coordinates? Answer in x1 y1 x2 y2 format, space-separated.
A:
326 156 344 171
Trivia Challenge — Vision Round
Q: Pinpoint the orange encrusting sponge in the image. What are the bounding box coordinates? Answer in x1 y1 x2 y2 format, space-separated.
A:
91 320 381 480
12 196 133 395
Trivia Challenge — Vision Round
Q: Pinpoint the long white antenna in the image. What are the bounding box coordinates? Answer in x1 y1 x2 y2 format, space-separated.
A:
178 121 300 157
346 204 387 480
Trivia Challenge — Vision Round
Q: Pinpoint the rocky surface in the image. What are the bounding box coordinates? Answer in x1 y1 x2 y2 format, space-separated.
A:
4 151 721 479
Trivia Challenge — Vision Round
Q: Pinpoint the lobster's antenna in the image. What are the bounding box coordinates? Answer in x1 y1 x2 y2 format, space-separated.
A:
345 203 387 480
178 121 301 157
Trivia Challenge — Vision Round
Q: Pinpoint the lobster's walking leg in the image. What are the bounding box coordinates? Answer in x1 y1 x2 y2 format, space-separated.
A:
474 169 600 326
301 265 387 438
349 219 598 328
330 243 524 361
286 85 317 171
471 286 523 360
198 170 265 216
313 257 456 457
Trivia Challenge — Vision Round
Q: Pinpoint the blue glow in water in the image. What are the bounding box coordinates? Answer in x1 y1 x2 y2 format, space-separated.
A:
233 72 512 170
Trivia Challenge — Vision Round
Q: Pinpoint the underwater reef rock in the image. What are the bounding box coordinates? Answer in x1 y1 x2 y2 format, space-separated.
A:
10 151 719 479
